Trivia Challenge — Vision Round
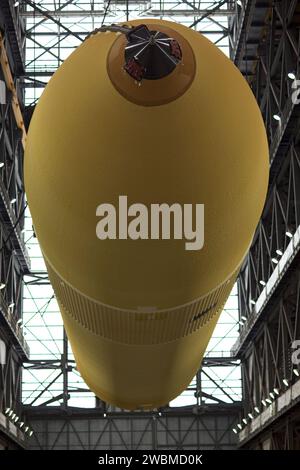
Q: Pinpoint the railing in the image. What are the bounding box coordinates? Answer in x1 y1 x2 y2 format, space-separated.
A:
230 0 250 61
0 33 26 148
0 177 31 272
238 378 300 443
205 350 237 358
0 293 30 359
232 224 300 356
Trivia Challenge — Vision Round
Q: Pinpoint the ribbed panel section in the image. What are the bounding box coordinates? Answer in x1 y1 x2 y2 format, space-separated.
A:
46 259 238 345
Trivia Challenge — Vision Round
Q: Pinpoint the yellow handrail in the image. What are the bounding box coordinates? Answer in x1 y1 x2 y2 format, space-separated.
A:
0 33 26 150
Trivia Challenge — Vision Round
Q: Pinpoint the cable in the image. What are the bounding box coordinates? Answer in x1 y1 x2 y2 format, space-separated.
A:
84 23 131 42
101 0 112 27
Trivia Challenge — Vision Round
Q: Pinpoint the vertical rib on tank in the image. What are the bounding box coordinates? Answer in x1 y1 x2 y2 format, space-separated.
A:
24 19 269 410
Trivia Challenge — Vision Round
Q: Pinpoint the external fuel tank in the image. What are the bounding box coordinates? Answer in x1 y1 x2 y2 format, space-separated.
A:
24 19 269 410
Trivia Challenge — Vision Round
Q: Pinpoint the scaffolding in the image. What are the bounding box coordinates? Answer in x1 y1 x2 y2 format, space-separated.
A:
1 1 243 450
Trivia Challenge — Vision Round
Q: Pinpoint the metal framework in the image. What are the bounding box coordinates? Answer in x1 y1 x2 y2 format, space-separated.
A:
0 0 30 449
0 0 247 450
26 405 240 450
230 0 300 449
22 0 234 104
241 406 300 449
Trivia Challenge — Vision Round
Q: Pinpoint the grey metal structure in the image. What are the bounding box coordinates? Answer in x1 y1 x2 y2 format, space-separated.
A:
0 0 31 449
5 0 297 450
230 0 300 449
0 0 243 450
26 405 239 450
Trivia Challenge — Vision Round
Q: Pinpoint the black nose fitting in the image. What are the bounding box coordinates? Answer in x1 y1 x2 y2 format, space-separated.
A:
124 24 182 82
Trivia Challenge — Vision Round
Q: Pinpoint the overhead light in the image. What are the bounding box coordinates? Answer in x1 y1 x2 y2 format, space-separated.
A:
14 416 19 423
276 249 283 256
10 198 16 204
11 413 16 419
25 426 29 433
274 388 279 395
269 392 275 399
5 408 10 415
283 378 289 386
14 1 20 6
242 418 247 424
248 413 254 420
19 422 24 428
237 423 242 430
288 72 296 80
8 302 15 309
238 320 244 326
261 399 267 406
260 280 266 286
286 231 293 238
0 283 5 289
158 412 162 417
0 163 4 168
241 316 247 321
21 228 25 233
273 114 281 121
250 299 255 305
293 369 299 377
254 407 260 413
266 398 272 404
271 258 278 264
17 319 22 325
232 428 238 434
29 430 33 437
103 413 107 418
8 410 13 416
